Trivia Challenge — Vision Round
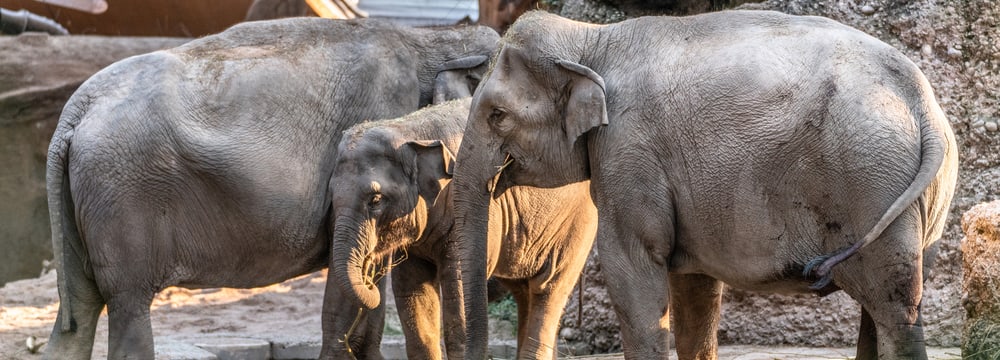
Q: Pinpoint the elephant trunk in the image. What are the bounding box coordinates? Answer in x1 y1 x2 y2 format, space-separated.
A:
451 134 507 359
331 209 381 310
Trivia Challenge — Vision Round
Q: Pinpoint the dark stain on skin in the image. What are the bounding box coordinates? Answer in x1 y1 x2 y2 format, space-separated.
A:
782 262 806 280
825 221 842 232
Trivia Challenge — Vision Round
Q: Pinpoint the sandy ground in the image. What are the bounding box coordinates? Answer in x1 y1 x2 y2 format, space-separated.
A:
1 269 961 360
0 269 327 359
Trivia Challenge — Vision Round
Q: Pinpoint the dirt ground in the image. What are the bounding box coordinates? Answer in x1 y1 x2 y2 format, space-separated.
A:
0 269 329 359
0 269 962 359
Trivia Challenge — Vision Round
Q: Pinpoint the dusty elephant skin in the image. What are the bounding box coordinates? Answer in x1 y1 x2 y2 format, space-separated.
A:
43 17 498 360
330 98 597 359
452 10 959 360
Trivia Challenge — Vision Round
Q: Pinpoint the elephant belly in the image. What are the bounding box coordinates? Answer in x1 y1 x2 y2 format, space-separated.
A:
668 208 846 294
167 192 331 289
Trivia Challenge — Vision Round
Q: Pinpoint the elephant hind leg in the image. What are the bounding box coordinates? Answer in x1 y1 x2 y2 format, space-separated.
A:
105 289 156 359
839 210 928 360
848 277 928 359
669 273 723 360
497 279 531 355
44 272 104 360
855 307 879 360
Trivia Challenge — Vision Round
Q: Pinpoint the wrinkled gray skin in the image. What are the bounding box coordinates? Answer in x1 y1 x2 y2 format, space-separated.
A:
454 10 958 360
44 17 498 360
331 98 597 359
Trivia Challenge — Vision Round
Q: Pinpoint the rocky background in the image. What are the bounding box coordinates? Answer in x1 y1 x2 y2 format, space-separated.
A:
554 0 1000 352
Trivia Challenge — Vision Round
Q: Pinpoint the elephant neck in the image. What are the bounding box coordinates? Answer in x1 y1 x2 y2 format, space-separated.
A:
413 179 456 249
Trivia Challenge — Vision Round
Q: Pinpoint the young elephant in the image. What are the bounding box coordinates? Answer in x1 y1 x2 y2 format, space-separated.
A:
453 11 958 360
330 98 597 359
45 17 498 359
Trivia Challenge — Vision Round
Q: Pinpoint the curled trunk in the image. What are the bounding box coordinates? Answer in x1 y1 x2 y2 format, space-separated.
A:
331 209 381 310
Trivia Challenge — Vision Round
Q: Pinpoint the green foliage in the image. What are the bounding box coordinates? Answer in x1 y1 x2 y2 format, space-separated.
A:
488 293 518 324
383 322 403 336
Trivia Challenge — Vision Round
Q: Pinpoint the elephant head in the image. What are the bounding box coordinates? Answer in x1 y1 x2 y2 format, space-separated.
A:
450 12 608 357
417 25 497 107
329 127 456 309
432 55 489 104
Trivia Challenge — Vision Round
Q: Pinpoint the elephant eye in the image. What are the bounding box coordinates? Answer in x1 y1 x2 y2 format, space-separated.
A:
487 108 510 132
488 108 504 121
369 193 383 207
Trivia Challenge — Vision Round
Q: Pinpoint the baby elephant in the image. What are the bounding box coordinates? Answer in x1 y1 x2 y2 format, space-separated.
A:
329 98 597 359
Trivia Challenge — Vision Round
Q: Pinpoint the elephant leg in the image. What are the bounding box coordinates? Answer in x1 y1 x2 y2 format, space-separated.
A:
93 224 159 359
517 263 589 360
669 273 723 360
44 267 105 360
392 257 442 360
596 222 671 359
105 289 155 359
855 307 878 360
839 210 927 360
498 279 531 353
440 257 471 359
320 273 386 360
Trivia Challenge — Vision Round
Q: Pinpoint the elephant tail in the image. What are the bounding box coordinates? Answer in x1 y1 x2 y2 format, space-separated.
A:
47 100 92 331
804 95 950 290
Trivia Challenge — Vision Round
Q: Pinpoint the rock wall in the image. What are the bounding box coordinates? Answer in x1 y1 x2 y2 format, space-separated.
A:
0 33 188 285
961 201 1000 359
558 0 1000 351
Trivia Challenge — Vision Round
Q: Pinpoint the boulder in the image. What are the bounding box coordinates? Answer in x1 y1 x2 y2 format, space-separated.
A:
961 201 1000 359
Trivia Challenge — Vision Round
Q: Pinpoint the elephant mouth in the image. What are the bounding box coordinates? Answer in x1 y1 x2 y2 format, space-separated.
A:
488 152 515 194
357 247 409 290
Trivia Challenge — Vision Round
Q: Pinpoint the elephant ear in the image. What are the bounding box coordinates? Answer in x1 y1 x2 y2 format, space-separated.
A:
556 59 608 142
432 55 489 104
404 140 456 200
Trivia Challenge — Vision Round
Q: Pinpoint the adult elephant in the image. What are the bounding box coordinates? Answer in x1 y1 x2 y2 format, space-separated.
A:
453 10 958 360
330 98 597 359
44 17 498 360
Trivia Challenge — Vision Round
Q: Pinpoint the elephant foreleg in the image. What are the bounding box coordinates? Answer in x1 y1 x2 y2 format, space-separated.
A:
596 222 672 359
439 258 467 360
519 270 587 359
669 273 723 360
392 257 443 360
320 273 386 360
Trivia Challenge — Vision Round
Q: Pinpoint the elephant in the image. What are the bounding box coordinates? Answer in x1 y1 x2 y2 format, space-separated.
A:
44 17 498 359
452 10 959 360
330 97 597 359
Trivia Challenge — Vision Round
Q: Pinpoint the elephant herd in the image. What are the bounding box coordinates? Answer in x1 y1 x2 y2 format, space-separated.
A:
44 9 957 360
